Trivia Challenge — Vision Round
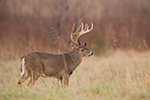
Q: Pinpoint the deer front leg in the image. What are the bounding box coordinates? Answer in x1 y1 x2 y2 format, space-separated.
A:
58 77 63 87
62 74 69 87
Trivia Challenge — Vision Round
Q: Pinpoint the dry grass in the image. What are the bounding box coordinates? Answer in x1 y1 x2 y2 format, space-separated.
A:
0 50 150 100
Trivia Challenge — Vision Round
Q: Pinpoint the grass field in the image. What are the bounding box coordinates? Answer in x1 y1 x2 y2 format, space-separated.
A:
0 50 150 100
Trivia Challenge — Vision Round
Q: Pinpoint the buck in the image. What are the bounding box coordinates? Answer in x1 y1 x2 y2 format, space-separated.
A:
17 22 93 87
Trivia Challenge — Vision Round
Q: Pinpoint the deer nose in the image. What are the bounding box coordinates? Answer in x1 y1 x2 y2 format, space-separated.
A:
89 51 93 56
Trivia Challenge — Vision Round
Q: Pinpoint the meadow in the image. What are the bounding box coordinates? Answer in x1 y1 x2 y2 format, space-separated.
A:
0 50 150 100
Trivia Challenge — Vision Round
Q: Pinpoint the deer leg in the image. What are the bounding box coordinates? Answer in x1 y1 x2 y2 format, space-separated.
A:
17 73 29 86
58 77 63 87
27 71 41 87
62 74 69 87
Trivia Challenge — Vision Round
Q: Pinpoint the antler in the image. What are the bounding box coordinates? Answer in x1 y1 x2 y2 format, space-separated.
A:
70 22 93 45
70 23 80 45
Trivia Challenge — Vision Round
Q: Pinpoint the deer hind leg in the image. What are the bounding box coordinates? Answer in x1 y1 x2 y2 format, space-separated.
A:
17 73 29 86
27 71 41 87
17 58 29 85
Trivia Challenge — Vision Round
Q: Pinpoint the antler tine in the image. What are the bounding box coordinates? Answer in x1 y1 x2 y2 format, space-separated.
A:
77 23 93 45
81 23 84 32
70 22 93 46
70 22 79 45
84 23 89 31
71 22 76 34
70 22 84 45
89 23 93 32
81 23 93 35
73 23 82 35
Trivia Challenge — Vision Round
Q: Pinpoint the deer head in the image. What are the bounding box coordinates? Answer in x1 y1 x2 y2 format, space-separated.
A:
69 22 93 57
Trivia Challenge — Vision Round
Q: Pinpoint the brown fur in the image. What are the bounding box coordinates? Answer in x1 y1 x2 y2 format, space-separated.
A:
17 22 93 87
17 45 93 87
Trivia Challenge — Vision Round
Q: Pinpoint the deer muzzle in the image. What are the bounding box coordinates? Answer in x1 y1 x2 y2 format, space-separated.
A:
88 51 93 56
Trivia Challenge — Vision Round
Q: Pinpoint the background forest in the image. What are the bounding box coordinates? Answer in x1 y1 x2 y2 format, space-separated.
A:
0 0 150 60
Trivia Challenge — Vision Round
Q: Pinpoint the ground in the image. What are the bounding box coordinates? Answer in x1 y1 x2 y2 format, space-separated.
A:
0 50 150 100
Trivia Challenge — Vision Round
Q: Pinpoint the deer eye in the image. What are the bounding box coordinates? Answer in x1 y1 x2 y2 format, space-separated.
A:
81 48 86 51
81 49 84 51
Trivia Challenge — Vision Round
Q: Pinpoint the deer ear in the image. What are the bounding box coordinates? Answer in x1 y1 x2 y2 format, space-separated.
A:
81 43 87 46
69 42 76 49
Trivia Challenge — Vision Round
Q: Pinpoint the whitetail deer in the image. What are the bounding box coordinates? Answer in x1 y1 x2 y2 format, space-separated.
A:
17 22 93 87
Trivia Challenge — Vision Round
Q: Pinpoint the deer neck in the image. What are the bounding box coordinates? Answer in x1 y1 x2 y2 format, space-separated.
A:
66 49 83 72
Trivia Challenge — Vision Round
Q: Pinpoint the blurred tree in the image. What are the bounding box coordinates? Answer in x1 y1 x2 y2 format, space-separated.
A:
92 29 105 55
